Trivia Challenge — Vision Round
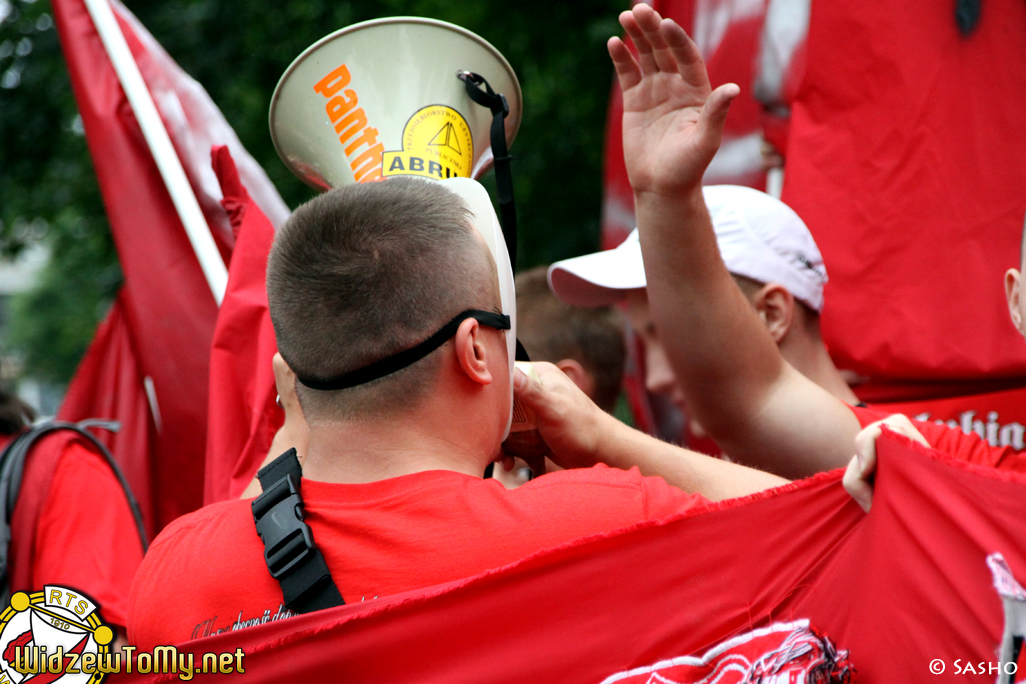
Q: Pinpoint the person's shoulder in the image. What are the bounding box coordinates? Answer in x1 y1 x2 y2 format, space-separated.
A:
523 464 706 522
148 498 255 554
49 437 117 479
132 499 258 605
526 463 651 489
129 498 267 649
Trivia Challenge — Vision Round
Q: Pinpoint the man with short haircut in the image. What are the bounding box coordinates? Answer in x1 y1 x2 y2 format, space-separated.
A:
548 185 859 456
515 266 626 413
128 176 788 648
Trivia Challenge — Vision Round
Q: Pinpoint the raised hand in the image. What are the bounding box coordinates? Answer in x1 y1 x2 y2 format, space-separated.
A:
608 4 739 196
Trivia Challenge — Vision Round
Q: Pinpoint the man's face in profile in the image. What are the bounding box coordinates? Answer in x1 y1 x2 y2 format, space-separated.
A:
625 288 716 440
624 289 686 411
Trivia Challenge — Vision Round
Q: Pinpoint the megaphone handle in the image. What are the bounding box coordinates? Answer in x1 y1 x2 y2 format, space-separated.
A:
515 338 530 363
490 98 517 266
459 72 518 268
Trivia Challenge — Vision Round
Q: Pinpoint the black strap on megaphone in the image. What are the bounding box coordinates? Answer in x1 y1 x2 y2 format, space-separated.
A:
457 71 530 365
458 71 517 269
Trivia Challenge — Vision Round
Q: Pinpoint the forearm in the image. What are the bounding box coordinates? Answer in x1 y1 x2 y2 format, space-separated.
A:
634 189 861 477
590 410 789 501
609 4 859 479
634 188 786 435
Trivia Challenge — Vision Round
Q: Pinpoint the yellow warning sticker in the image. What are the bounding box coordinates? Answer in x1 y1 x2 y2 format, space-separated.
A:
383 105 474 180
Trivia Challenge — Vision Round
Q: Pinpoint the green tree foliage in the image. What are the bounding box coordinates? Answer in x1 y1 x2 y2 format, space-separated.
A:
0 0 623 384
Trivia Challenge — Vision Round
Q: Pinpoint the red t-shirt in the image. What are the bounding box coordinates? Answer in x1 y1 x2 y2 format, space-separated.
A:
11 436 145 629
852 405 1026 472
128 464 707 649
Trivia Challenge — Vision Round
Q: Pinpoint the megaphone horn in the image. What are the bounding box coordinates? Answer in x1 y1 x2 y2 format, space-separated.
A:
269 17 522 191
270 19 532 440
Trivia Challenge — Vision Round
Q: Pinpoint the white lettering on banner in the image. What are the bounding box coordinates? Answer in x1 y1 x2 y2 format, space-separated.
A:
913 410 1026 450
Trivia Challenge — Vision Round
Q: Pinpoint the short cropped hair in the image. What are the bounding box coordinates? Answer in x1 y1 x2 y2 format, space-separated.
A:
515 266 625 412
267 178 498 420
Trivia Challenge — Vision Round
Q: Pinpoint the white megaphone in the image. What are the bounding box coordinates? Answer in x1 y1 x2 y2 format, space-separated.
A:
270 18 531 438
270 17 522 189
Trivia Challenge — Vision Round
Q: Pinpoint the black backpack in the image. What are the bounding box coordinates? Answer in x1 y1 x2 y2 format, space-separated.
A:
0 420 149 602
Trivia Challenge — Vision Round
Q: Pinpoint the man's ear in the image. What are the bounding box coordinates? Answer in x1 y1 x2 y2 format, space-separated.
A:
272 352 298 402
752 283 795 344
1005 268 1025 336
453 318 494 386
271 351 307 429
554 358 596 398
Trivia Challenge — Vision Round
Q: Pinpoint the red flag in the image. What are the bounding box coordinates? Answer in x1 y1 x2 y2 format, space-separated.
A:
57 293 153 530
782 0 1026 393
51 0 288 531
204 148 282 504
116 433 1026 682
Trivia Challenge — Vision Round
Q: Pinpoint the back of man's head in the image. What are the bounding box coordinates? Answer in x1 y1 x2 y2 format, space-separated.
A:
515 266 625 412
267 177 498 422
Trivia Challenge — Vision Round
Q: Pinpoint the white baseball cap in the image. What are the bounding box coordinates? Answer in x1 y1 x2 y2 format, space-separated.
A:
547 185 829 312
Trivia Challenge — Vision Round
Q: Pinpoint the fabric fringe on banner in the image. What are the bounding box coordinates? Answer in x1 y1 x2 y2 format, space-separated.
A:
116 432 1026 683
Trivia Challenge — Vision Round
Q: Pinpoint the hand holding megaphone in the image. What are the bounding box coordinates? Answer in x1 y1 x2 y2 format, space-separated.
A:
503 362 617 474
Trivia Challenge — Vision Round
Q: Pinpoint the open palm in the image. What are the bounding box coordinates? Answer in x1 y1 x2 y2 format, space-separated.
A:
609 5 738 196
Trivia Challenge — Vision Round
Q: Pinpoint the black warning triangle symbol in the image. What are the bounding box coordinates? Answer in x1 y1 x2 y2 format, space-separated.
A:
428 122 462 155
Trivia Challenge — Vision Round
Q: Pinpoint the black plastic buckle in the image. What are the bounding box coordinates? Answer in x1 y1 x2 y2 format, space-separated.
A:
252 474 315 579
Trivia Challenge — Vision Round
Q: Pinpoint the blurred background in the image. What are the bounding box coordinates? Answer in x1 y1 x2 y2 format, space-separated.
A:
0 0 624 411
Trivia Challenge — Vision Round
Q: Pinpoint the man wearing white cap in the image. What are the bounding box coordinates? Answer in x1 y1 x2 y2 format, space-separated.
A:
604 3 1026 486
549 184 859 454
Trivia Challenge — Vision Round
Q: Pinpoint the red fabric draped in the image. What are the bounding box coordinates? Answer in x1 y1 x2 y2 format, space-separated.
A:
782 0 1026 392
57 293 154 532
116 433 1026 682
203 148 282 504
51 0 288 530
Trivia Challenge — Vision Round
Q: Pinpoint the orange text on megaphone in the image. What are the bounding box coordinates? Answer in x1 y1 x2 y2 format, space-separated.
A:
314 64 383 183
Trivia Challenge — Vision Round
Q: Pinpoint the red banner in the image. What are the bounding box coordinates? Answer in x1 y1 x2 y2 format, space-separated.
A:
870 385 1026 456
783 0 1026 389
115 433 1026 682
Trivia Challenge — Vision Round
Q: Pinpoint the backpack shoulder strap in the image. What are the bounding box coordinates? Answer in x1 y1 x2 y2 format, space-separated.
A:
252 448 344 613
0 421 149 600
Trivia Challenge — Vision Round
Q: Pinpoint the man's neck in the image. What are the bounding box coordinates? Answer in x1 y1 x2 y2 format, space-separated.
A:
781 332 861 406
300 413 496 484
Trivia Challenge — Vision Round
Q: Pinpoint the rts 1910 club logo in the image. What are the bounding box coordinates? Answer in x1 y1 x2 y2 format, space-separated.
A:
0 585 114 683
